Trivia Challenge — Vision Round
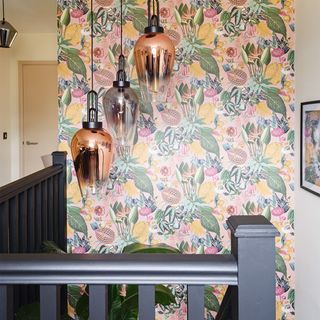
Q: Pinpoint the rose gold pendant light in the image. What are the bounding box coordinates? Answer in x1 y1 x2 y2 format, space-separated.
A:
134 0 175 104
103 0 139 158
0 0 17 48
71 0 113 203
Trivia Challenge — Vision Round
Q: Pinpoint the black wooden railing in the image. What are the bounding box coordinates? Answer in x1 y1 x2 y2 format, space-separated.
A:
0 215 279 320
0 152 67 310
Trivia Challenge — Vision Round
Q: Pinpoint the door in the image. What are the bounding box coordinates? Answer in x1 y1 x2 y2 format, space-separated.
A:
20 62 58 176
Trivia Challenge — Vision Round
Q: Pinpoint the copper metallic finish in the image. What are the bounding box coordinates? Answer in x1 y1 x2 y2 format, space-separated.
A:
71 128 113 201
103 87 139 157
134 32 175 104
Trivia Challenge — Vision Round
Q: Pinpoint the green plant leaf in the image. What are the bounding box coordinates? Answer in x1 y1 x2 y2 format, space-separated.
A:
194 87 204 106
41 240 66 254
132 14 148 33
68 208 88 236
276 252 287 276
199 127 220 157
60 8 70 26
133 170 154 196
264 91 287 118
261 126 271 145
128 206 138 224
262 206 271 221
66 53 87 78
16 302 40 320
62 87 72 106
174 8 182 25
68 285 82 308
265 171 286 196
261 47 271 65
123 243 180 254
76 294 89 320
195 166 204 184
199 54 219 78
204 286 220 312
264 11 287 37
199 210 220 236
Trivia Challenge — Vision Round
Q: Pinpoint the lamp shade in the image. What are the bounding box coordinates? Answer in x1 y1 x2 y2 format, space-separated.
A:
71 91 114 202
134 31 175 105
103 85 139 157
0 20 17 48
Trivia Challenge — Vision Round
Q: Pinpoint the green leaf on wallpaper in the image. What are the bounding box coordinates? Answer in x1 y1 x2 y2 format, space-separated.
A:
276 252 287 276
60 8 70 26
66 53 87 78
62 87 72 106
204 286 220 312
264 11 287 38
199 127 220 157
194 87 204 106
132 14 148 33
140 101 153 118
133 171 154 196
265 170 287 196
199 54 219 78
68 207 88 236
174 8 182 25
264 91 287 118
199 210 220 236
262 206 271 221
194 7 204 26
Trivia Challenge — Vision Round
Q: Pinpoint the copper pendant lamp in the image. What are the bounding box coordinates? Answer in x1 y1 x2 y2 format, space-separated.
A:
103 0 139 158
0 0 17 48
71 1 113 203
134 0 175 104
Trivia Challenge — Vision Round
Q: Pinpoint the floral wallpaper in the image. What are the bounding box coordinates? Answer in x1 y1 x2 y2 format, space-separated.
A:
57 0 295 319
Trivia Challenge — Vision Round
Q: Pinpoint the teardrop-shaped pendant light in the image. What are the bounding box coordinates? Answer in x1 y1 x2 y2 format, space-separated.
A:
134 0 175 104
103 0 139 158
0 0 17 48
71 1 113 203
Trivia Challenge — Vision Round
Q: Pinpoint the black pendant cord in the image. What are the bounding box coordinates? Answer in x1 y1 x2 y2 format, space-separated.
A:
2 0 5 22
120 0 123 56
90 0 94 92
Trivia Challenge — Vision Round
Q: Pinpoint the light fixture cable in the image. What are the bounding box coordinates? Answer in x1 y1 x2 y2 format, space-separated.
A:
2 0 5 22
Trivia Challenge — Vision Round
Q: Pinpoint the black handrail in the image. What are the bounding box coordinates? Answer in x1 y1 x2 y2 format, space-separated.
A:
0 216 279 320
0 151 67 312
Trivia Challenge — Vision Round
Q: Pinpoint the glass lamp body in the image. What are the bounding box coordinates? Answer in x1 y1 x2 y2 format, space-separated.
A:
134 32 175 104
71 127 113 202
103 86 139 157
0 20 17 48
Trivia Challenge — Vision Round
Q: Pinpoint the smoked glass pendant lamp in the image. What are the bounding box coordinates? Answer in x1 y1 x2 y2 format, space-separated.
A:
103 0 139 158
71 1 113 203
134 0 175 104
0 0 17 48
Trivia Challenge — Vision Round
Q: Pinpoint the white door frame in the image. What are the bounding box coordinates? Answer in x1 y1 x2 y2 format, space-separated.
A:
18 61 57 177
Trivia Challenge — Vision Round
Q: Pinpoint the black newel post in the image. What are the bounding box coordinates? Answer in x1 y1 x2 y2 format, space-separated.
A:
227 216 280 320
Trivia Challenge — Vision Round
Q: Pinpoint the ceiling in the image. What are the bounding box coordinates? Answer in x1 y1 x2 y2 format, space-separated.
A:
3 0 56 33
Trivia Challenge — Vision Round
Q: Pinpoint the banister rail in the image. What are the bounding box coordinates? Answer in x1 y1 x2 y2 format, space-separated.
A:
0 151 67 312
0 253 238 285
0 216 279 320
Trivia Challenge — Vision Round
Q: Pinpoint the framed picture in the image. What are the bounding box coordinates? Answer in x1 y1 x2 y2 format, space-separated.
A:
301 100 320 196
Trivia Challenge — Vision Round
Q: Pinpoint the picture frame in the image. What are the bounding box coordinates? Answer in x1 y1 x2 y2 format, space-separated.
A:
301 100 320 196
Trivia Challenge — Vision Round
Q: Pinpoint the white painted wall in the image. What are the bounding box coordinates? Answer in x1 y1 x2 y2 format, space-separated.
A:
0 33 56 186
296 0 320 318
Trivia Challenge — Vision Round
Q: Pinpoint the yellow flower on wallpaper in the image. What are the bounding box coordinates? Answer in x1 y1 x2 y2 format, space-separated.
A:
265 142 283 165
256 180 273 197
65 103 83 124
67 182 82 204
132 221 150 243
190 220 206 237
256 21 273 38
58 62 72 78
198 103 215 124
123 180 140 197
198 23 214 45
190 62 206 78
132 142 149 164
256 101 272 118
199 181 216 204
124 22 137 39
65 24 82 46
265 63 282 85
190 140 206 157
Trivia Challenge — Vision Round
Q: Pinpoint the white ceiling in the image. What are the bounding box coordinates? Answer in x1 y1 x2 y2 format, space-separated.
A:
3 0 56 33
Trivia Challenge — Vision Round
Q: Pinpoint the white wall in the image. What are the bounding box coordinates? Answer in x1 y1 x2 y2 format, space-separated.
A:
0 33 56 186
0 49 12 186
296 0 320 318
